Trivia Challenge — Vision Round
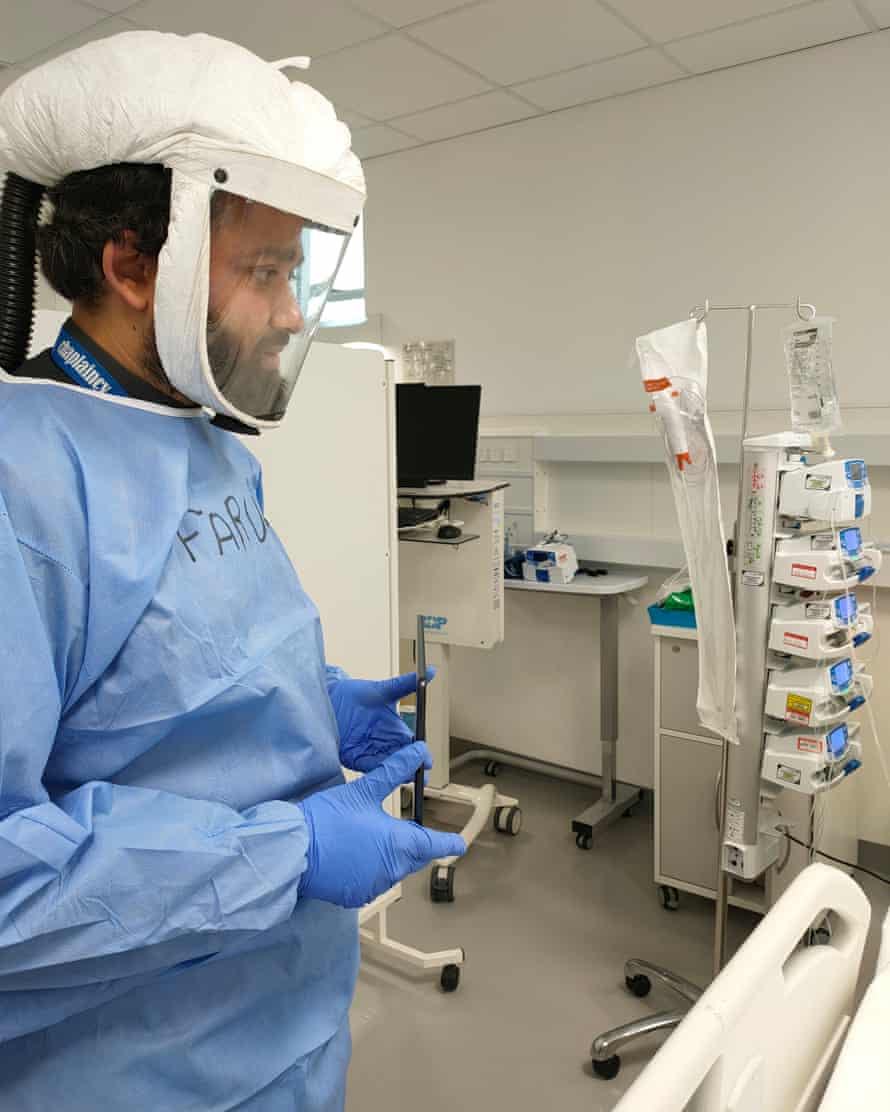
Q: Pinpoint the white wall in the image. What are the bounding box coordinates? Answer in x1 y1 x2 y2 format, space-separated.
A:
363 31 890 847
364 31 890 419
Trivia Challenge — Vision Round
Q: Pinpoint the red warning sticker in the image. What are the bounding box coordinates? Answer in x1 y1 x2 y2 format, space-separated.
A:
797 737 823 754
791 563 818 580
783 632 809 648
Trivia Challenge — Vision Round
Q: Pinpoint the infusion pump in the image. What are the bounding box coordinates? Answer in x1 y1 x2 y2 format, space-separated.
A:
763 455 876 794
723 437 878 879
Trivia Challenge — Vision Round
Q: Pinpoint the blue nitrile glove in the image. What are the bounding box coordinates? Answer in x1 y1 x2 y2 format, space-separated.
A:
327 667 437 773
298 741 465 908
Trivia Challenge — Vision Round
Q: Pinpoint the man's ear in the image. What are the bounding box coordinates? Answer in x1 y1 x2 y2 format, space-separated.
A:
101 232 157 312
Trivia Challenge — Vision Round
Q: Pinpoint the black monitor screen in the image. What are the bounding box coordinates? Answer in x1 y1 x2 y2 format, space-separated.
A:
396 384 482 487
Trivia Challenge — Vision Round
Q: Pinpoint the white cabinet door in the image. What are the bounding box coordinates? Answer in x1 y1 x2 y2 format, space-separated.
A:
250 346 397 680
659 732 722 891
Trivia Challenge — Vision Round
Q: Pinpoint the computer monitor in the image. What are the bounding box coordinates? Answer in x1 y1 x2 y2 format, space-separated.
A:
396 383 482 487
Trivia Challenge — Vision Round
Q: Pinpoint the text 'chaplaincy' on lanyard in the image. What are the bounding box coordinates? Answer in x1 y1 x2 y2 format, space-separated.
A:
50 327 128 397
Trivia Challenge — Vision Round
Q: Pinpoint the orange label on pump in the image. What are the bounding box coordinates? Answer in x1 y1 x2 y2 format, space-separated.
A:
643 377 672 393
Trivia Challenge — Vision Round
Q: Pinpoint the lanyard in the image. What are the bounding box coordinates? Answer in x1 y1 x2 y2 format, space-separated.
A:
51 327 128 397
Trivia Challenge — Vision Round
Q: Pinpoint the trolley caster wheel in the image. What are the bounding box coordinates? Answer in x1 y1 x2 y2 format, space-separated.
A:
440 964 461 993
484 760 501 777
592 1055 621 1080
430 864 455 903
659 885 680 911
625 973 651 998
494 805 522 836
576 833 592 851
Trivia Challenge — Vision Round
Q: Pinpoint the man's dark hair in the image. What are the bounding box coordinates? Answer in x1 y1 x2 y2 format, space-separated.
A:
37 163 172 308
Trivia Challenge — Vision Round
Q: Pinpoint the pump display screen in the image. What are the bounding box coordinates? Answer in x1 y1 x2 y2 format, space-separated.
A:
839 528 861 557
845 460 866 484
830 659 853 692
835 595 857 624
827 725 848 758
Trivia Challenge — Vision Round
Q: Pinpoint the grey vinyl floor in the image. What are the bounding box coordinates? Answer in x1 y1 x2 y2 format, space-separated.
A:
347 760 890 1112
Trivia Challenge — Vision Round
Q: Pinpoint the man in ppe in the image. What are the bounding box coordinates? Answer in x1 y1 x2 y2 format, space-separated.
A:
0 31 464 1111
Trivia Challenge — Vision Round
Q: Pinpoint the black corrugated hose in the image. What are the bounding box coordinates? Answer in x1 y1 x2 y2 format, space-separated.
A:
0 171 46 372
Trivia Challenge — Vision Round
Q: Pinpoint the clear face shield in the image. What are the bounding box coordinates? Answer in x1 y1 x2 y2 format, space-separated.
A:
205 188 351 421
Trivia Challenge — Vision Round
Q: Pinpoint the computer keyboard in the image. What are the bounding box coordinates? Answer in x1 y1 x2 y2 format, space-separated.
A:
398 506 441 529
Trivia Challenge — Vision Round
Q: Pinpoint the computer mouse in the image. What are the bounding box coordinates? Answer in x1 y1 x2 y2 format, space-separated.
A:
437 524 462 540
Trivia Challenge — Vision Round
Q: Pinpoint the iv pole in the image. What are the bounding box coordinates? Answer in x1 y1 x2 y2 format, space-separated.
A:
589 295 820 1077
689 297 817 975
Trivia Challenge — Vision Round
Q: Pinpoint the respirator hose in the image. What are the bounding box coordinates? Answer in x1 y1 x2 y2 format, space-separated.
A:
0 172 45 372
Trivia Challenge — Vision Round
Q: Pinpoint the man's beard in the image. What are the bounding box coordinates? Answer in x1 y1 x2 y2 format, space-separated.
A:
140 318 289 418
206 314 288 419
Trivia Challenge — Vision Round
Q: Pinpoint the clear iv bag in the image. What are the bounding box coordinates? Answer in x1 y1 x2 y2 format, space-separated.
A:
784 316 841 437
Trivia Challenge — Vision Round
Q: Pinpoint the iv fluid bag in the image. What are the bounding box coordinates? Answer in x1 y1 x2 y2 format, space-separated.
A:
784 316 841 436
637 318 738 743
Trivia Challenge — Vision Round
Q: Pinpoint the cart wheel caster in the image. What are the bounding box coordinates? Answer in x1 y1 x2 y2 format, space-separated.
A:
592 1055 621 1080
440 964 460 992
576 833 592 851
625 973 651 998
659 885 680 911
484 760 500 777
430 864 455 903
494 805 522 836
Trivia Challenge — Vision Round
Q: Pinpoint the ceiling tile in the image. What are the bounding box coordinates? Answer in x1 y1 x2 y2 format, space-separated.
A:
667 0 869 74
609 0 808 43
394 90 535 141
125 0 388 59
859 0 890 26
2 0 106 64
513 48 683 110
409 0 646 85
351 124 419 158
16 16 141 71
351 0 473 27
339 108 376 128
0 66 24 95
79 0 145 13
306 34 491 119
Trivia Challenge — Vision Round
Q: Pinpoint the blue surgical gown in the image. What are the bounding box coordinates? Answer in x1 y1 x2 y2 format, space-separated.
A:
0 377 358 1109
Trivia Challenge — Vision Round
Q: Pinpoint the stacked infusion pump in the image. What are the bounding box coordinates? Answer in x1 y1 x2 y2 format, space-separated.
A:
723 436 880 880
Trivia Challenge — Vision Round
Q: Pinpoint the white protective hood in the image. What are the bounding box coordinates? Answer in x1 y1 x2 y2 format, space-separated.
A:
0 32 366 428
